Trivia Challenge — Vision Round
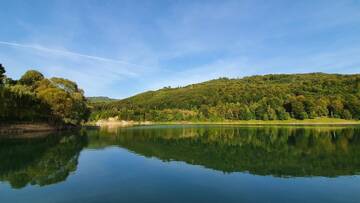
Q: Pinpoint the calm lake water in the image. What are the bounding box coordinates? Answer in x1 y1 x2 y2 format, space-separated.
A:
1 125 360 203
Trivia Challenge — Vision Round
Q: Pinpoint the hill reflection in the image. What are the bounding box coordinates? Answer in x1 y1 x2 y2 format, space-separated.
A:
1 125 360 189
89 125 360 177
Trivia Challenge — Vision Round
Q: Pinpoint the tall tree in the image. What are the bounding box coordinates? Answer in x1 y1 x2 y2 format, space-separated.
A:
19 70 44 86
0 64 5 85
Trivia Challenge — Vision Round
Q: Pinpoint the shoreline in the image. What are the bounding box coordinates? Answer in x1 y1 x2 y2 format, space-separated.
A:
0 123 78 135
1 118 360 135
155 120 360 126
93 118 360 127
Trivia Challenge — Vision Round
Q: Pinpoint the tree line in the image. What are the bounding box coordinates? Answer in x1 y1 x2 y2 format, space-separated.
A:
90 73 360 121
0 64 89 125
2 64 359 123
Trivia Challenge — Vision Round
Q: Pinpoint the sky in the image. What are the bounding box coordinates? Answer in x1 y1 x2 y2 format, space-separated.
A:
0 0 360 98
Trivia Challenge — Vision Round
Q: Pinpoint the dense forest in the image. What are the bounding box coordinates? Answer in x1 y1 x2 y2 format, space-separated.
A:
90 73 360 121
0 64 89 125
2 63 360 123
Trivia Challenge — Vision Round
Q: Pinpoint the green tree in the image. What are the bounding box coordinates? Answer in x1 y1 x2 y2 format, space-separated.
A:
267 106 277 120
239 105 253 120
276 108 290 120
255 103 268 120
19 70 44 86
329 98 344 118
0 66 90 124
36 78 89 124
346 96 360 119
200 105 210 118
291 99 307 120
0 64 5 85
342 110 352 120
304 98 317 118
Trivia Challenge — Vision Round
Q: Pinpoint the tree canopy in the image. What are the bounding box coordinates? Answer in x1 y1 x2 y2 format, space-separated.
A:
19 70 44 86
0 65 89 125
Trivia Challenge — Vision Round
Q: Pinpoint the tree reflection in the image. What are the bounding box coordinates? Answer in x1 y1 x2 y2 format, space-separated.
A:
0 132 87 188
1 126 360 190
90 126 360 177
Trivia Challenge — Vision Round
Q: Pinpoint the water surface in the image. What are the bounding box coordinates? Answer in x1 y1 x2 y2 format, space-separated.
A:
1 125 360 203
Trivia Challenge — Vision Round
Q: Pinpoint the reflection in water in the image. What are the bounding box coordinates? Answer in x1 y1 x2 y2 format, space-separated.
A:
1 126 360 189
0 132 87 188
89 126 360 177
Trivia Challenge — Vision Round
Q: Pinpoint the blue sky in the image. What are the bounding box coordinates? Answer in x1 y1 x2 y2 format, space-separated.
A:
1 0 360 98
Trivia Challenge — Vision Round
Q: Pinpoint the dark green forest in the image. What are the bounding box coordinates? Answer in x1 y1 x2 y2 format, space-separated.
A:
90 73 360 121
0 64 89 125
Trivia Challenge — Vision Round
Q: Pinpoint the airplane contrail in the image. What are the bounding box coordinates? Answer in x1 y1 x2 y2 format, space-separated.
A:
0 40 149 76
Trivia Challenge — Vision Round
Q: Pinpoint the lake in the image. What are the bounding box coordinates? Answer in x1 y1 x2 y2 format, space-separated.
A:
1 125 360 203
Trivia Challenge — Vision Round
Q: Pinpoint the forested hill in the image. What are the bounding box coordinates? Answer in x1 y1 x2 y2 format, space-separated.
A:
90 73 360 121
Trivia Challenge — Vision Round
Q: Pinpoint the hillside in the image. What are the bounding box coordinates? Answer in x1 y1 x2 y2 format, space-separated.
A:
87 96 117 103
90 73 360 121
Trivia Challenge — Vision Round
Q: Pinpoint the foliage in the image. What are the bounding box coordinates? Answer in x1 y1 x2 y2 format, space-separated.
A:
19 70 44 86
90 73 360 121
0 65 89 125
0 64 5 85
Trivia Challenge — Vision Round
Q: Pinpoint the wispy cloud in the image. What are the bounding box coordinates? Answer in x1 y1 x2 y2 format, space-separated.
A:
0 40 155 77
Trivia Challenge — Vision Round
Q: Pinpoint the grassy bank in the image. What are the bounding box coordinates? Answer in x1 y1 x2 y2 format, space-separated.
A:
91 118 360 127
154 118 360 125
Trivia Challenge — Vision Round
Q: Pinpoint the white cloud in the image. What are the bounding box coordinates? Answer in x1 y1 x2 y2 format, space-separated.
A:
0 41 146 76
